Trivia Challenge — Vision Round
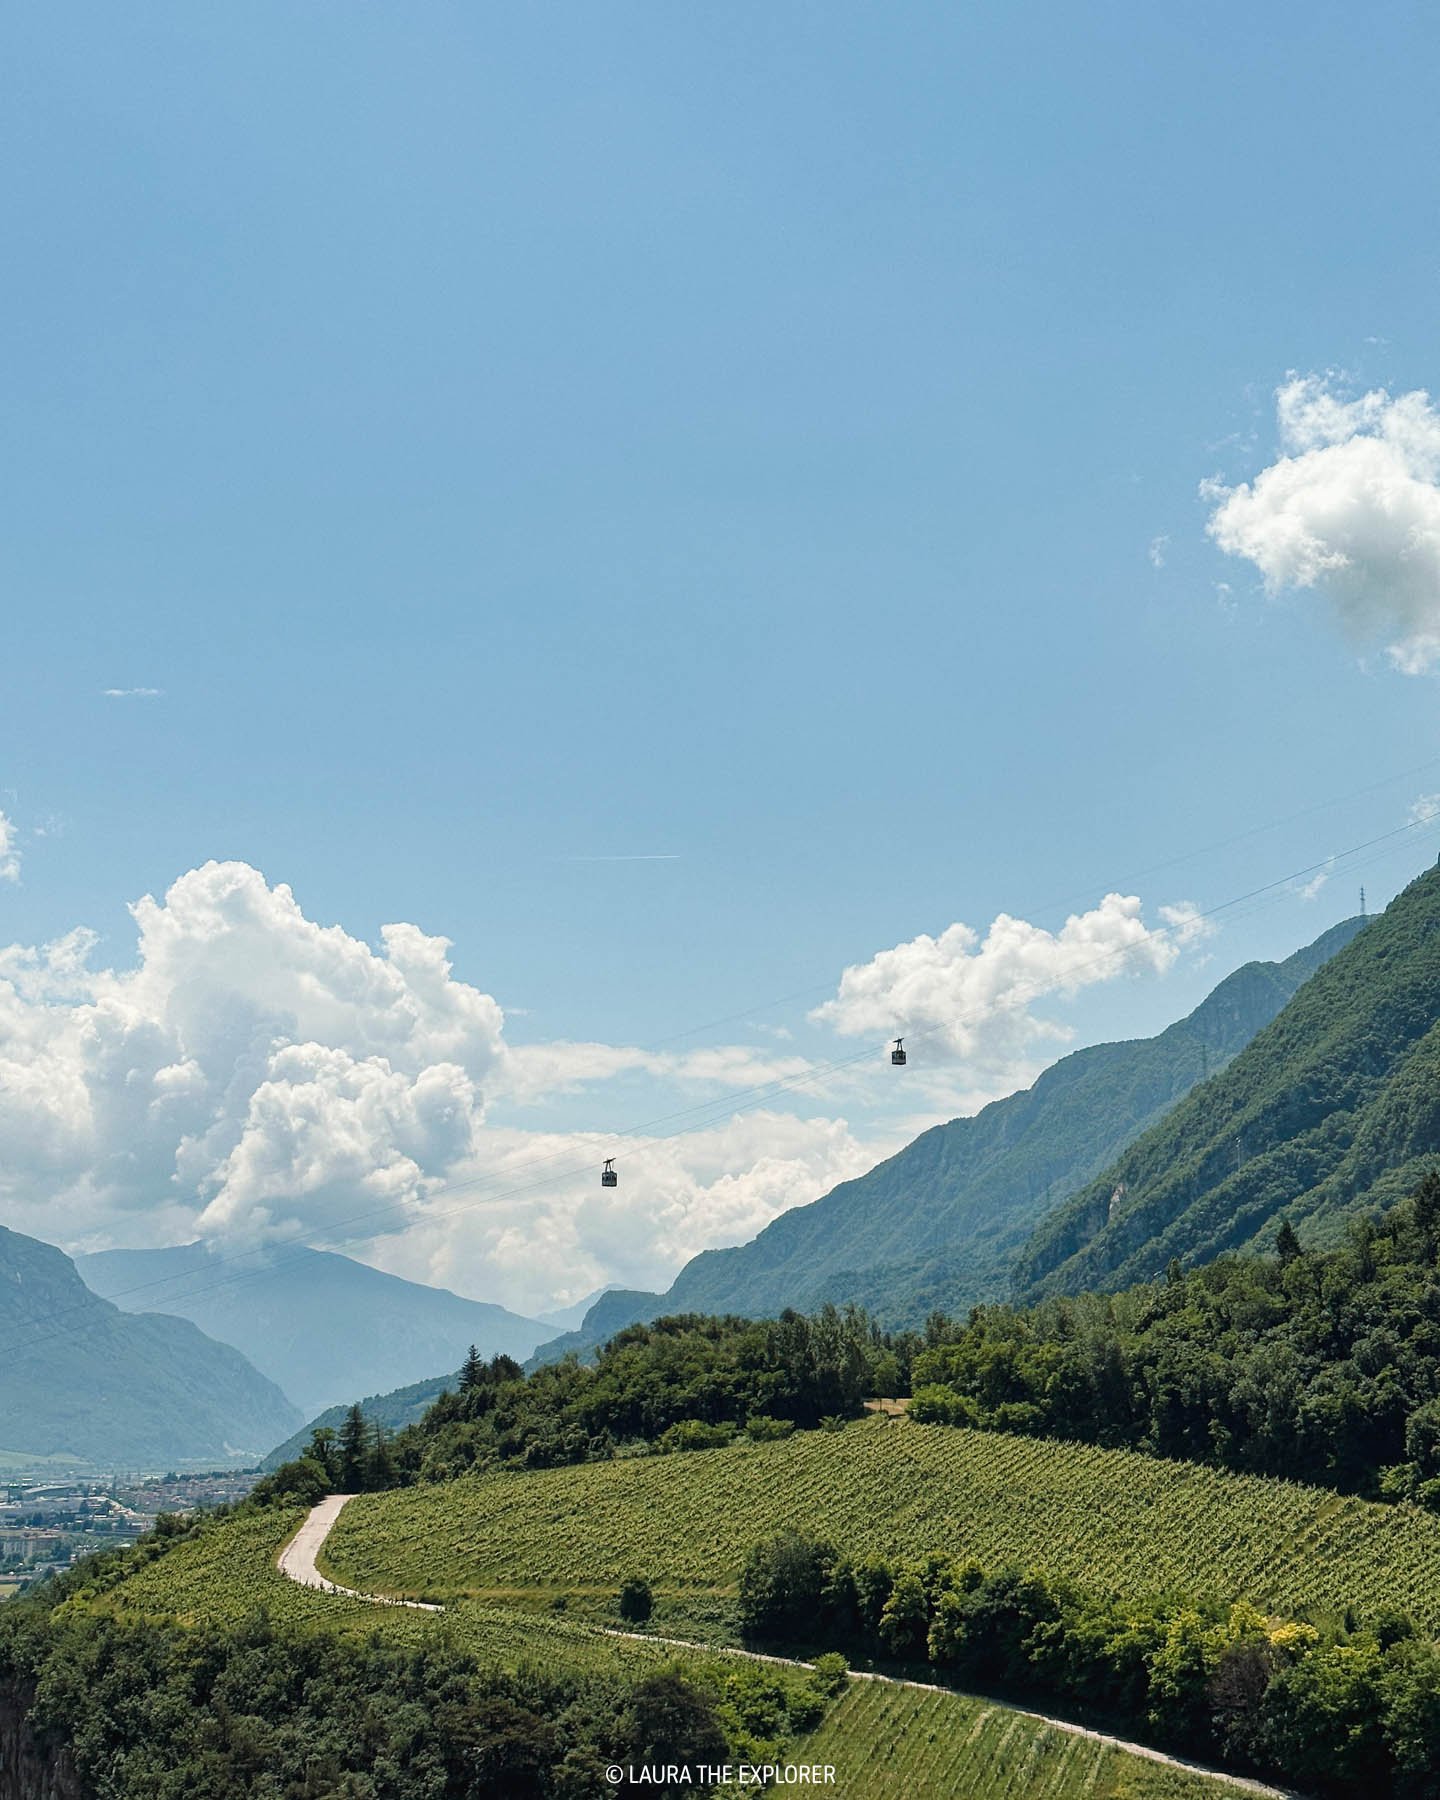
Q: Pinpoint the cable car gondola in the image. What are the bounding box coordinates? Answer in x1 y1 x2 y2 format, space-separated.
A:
891 1038 907 1067
601 1158 618 1188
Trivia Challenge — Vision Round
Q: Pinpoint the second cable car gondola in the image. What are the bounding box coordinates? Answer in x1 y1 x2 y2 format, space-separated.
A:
891 1038 907 1067
601 1158 618 1188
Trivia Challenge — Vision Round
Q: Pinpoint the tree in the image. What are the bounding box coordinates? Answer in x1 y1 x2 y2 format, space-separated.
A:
877 1570 930 1658
364 1423 398 1492
1275 1220 1302 1264
460 1344 486 1392
307 1426 338 1482
738 1532 836 1640
618 1575 653 1624
338 1404 368 1491
625 1668 729 1777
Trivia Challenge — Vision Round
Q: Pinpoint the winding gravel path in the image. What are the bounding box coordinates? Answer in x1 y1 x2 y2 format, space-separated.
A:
278 1495 1299 1798
277 1493 440 1611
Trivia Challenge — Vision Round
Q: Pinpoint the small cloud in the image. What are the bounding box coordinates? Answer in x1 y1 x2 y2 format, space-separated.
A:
102 687 164 699
1148 534 1170 569
0 810 20 883
1410 794 1440 825
1205 374 1440 674
1292 857 1335 902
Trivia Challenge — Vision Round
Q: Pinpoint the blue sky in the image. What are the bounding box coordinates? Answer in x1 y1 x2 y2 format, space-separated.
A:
3 4 1440 1311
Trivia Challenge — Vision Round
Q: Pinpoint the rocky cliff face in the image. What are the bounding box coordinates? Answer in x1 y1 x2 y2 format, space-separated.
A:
0 1684 82 1800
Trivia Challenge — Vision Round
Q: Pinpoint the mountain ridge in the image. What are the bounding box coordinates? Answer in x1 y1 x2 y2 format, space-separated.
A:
0 1224 300 1465
1015 861 1440 1297
78 1241 550 1416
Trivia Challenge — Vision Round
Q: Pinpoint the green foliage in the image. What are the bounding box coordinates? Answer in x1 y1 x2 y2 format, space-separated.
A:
394 1308 906 1482
248 1454 330 1508
658 1418 735 1453
743 1413 794 1441
750 1534 1440 1795
738 1531 838 1640
913 1174 1440 1499
1020 865 1440 1296
618 1575 654 1623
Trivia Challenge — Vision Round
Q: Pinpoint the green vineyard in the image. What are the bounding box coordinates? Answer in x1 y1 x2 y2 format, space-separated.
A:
323 1416 1440 1629
77 1505 682 1677
805 1684 1244 1800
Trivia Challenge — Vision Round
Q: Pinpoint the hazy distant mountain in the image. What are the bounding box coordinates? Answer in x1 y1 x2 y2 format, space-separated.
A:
77 1242 551 1416
0 1225 300 1466
533 917 1365 1361
534 1286 617 1334
1017 862 1440 1297
526 1288 668 1368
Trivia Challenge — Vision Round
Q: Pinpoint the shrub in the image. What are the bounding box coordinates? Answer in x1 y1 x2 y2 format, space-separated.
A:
619 1575 654 1623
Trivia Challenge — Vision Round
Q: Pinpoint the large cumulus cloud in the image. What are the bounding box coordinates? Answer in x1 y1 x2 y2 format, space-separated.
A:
1207 376 1440 673
0 861 502 1248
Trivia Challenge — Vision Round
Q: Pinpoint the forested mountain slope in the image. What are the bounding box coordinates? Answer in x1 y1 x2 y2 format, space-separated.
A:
0 1226 299 1464
1017 860 1440 1297
78 1241 549 1415
657 917 1363 1328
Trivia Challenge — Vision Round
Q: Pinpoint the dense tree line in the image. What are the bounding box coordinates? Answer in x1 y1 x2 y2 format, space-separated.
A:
738 1530 1440 1797
909 1173 1440 1502
261 1307 913 1498
0 1528 840 1799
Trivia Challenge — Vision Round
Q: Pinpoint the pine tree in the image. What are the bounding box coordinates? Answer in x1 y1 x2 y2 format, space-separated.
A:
338 1403 368 1491
459 1343 485 1392
364 1423 397 1492
1276 1220 1302 1264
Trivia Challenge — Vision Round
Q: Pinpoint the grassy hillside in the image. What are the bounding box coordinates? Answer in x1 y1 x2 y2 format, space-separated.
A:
321 1415 1440 1633
0 1224 300 1465
1017 863 1440 1297
56 1499 1246 1800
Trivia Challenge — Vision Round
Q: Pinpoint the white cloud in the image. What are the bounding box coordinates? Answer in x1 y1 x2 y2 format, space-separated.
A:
1148 534 1169 569
1206 375 1440 673
810 894 1211 1082
365 1111 885 1316
0 811 19 883
1411 794 1440 825
500 1040 813 1106
1290 855 1336 902
102 687 164 698
0 861 503 1251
